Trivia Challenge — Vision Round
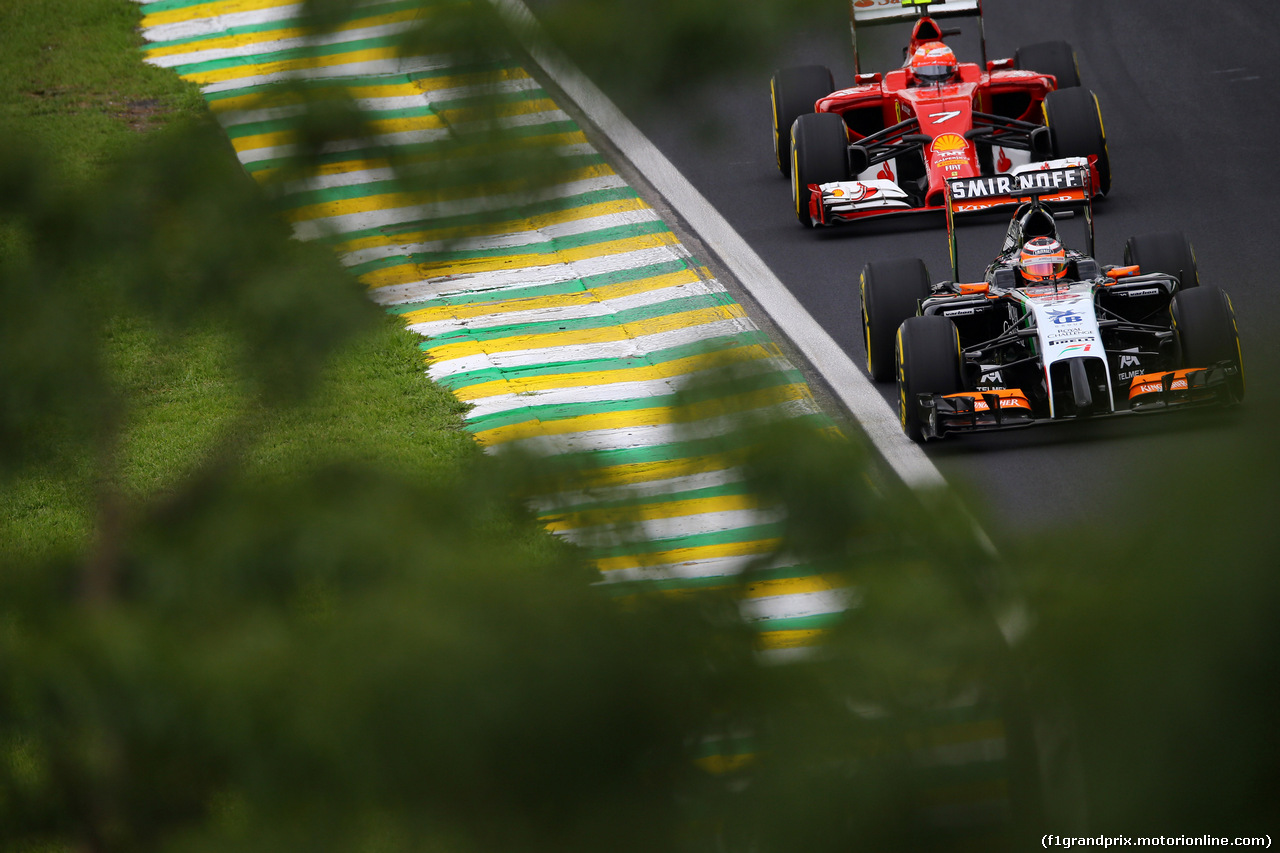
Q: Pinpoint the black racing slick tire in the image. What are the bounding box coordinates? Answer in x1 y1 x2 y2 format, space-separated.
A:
861 258 932 383
896 315 964 442
1123 231 1200 290
1044 87 1111 195
791 112 849 227
1015 41 1081 89
771 65 834 177
1171 286 1245 401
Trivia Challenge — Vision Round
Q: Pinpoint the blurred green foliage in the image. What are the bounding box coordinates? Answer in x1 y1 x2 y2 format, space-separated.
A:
1 1 1277 851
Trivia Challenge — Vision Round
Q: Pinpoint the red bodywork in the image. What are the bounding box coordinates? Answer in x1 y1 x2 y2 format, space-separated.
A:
801 21 1102 226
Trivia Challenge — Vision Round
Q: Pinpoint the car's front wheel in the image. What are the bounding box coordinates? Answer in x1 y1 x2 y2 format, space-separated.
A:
1044 87 1110 195
771 65 834 178
1171 286 1245 402
1124 231 1200 290
1015 40 1081 89
790 112 849 227
896 315 964 441
861 258 931 382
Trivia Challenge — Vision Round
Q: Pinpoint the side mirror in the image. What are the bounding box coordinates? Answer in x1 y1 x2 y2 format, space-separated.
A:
848 145 870 176
1030 126 1053 160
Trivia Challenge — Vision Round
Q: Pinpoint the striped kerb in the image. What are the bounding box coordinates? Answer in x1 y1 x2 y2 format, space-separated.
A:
132 0 1011 820
133 0 849 656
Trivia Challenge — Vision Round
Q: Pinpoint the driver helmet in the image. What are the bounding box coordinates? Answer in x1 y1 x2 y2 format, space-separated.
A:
1019 236 1069 281
909 41 959 85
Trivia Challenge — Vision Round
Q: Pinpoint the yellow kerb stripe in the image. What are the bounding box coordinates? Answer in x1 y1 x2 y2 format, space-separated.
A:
183 45 404 86
141 0 300 29
593 537 781 573
335 191 637 255
246 129 586 185
741 573 850 599
291 160 612 227
230 112 447 154
362 224 668 290
403 266 699 327
469 381 811 445
544 492 764 533
422 301 746 366
143 8 424 60
205 67 532 115
755 629 827 650
453 341 780 402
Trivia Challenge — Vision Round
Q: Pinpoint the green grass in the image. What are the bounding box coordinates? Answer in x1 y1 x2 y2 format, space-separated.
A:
0 0 496 567
0 0 206 175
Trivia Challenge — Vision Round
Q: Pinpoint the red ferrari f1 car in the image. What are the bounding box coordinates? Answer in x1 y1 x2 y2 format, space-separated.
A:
771 0 1110 227
859 167 1245 441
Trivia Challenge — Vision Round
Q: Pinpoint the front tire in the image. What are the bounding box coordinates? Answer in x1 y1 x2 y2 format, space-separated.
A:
1171 287 1245 401
771 65 834 177
896 315 964 441
861 258 931 382
791 112 849 227
1044 87 1110 195
1124 231 1200 290
1015 41 1081 89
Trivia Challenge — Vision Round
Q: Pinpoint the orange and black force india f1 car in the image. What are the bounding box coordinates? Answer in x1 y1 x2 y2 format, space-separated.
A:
771 0 1110 227
858 166 1246 441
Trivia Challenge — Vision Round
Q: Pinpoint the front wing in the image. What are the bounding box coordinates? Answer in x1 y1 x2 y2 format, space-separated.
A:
805 157 1098 227
914 364 1242 440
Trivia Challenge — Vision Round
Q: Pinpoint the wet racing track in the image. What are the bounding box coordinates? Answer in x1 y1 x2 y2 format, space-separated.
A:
585 0 1280 544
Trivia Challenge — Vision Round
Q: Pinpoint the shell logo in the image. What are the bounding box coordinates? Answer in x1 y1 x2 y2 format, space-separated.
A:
931 133 966 153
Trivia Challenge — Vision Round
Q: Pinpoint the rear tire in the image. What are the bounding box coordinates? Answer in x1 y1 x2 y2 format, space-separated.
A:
1171 287 1245 401
861 258 931 382
1015 41 1081 89
1044 87 1110 195
896 315 964 441
771 65 834 177
1123 231 1200 290
791 112 849 227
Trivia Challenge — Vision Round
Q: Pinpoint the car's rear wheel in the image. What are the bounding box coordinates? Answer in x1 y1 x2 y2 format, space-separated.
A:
1015 41 1081 89
1123 231 1200 290
896 315 964 441
771 65 834 177
861 258 932 382
1044 87 1110 195
791 112 849 227
1171 286 1245 401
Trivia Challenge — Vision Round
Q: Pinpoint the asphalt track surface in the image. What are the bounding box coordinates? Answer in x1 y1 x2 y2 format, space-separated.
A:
556 0 1280 541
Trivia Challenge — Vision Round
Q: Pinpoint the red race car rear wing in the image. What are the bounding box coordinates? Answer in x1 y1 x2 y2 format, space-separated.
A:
849 0 986 74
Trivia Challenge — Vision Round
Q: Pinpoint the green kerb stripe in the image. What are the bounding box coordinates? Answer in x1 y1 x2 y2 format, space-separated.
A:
585 522 787 560
462 369 805 432
172 34 407 75
202 60 519 102
224 104 440 139
420 291 735 348
433 331 772 391
544 413 834 470
283 152 602 210
358 218 668 278
142 0 425 49
241 119 581 174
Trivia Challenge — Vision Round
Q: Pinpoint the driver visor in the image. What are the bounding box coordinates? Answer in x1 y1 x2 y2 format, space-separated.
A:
914 65 955 82
1022 259 1067 278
